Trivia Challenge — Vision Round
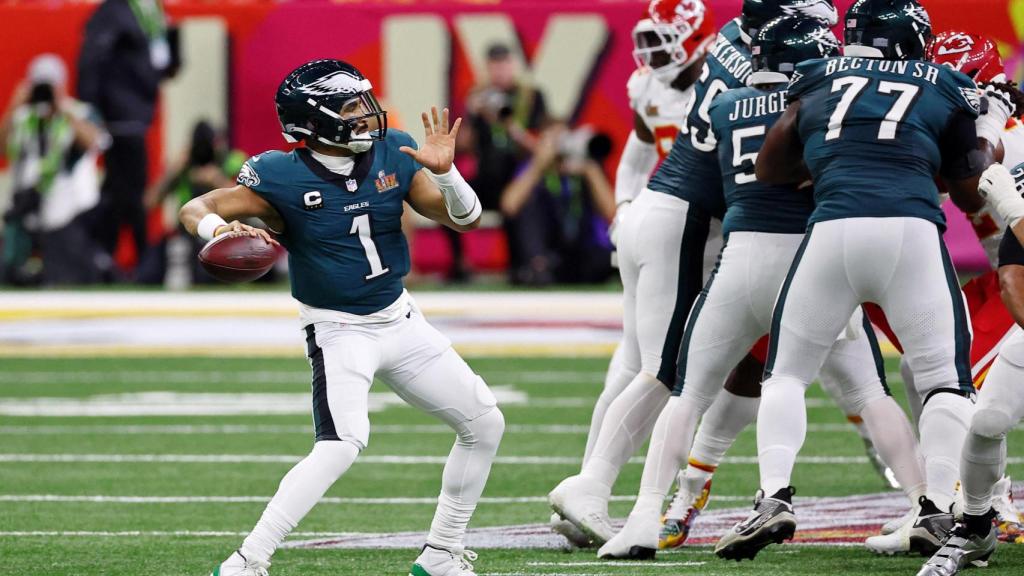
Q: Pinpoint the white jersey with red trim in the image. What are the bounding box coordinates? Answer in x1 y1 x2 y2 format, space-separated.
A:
627 67 694 161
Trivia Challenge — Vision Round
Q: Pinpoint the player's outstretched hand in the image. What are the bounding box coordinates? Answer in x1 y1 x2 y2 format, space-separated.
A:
400 106 462 175
214 220 280 246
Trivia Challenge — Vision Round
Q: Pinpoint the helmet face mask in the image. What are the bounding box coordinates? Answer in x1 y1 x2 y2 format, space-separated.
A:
636 0 716 86
276 60 388 152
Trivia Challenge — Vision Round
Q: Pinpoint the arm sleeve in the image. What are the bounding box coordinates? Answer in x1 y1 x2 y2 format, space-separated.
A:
939 110 987 181
614 131 658 206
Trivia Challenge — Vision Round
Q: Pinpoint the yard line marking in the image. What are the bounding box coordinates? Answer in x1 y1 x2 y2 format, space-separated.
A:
0 370 607 385
0 494 753 505
5 453 1016 465
0 424 595 436
528 561 706 567
0 422 894 435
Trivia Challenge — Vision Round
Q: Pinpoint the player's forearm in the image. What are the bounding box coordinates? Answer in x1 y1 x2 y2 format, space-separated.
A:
179 195 225 239
427 165 482 228
614 131 657 206
999 264 1024 329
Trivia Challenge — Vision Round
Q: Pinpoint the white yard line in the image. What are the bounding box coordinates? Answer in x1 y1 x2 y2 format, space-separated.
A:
0 423 872 435
528 561 705 567
0 530 361 538
0 494 753 505
0 370 608 385
4 453 1014 465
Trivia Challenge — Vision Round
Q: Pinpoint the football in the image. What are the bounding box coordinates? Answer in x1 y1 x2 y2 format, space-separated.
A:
198 232 279 283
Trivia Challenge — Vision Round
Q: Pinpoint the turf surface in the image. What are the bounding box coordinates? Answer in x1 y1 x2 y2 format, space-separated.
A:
1 356 1022 575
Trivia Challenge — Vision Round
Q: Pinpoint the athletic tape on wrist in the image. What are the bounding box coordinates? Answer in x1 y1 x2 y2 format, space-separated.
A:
197 213 228 241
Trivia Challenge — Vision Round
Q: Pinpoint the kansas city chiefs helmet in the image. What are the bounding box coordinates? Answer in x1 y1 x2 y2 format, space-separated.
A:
749 15 840 86
926 31 1005 84
275 59 388 153
632 0 717 85
843 0 932 60
741 0 838 41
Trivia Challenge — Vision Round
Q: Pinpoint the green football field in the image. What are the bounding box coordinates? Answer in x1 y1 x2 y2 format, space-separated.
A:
1 355 1022 575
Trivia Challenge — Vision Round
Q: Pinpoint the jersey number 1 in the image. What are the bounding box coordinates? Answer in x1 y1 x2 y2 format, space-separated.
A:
825 77 920 141
350 214 390 280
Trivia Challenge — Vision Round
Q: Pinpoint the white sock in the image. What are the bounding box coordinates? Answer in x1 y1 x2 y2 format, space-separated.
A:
581 372 669 489
919 392 974 511
860 396 926 501
635 395 702 513
757 376 807 496
961 432 1006 516
583 344 635 467
686 390 760 489
241 440 360 563
426 408 505 551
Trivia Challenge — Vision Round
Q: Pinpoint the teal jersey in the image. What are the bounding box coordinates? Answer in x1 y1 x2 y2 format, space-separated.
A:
647 17 752 218
709 85 814 236
788 57 980 228
238 130 423 314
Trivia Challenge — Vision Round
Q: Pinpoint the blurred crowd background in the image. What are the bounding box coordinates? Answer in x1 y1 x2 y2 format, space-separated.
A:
0 0 1011 289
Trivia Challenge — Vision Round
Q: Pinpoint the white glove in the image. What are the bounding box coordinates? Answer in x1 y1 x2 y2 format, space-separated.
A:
979 163 1024 227
976 85 1016 146
609 200 631 248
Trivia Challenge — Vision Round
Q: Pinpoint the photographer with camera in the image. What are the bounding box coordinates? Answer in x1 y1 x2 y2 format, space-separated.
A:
0 54 108 285
500 122 616 285
142 120 247 288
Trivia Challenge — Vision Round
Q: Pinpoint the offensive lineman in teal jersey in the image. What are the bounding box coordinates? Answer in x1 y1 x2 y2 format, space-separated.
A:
546 0 842 553
744 0 1008 559
180 60 505 576
599 15 924 561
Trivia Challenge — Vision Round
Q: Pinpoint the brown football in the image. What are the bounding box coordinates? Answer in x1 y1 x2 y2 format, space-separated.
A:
198 232 279 283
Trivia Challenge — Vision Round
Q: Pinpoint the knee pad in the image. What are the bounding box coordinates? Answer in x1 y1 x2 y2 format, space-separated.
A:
459 406 505 451
842 378 888 417
969 408 1013 440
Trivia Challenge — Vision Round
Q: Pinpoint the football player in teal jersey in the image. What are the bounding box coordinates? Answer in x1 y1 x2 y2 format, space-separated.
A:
599 14 924 561
180 60 504 576
740 0 1008 560
547 0 841 552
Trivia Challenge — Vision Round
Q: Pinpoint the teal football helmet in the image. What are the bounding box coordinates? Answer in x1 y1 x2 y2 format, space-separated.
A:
750 15 840 85
275 59 387 152
844 0 932 60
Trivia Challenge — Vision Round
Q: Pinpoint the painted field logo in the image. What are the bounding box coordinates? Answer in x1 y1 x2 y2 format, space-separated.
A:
282 486 1022 551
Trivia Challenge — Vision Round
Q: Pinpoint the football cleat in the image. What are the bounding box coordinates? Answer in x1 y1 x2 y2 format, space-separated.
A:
597 509 660 560
548 475 616 545
867 496 953 556
991 476 1024 544
211 550 269 576
550 512 594 548
659 478 712 549
410 545 478 576
916 521 997 576
881 506 916 536
715 487 796 561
